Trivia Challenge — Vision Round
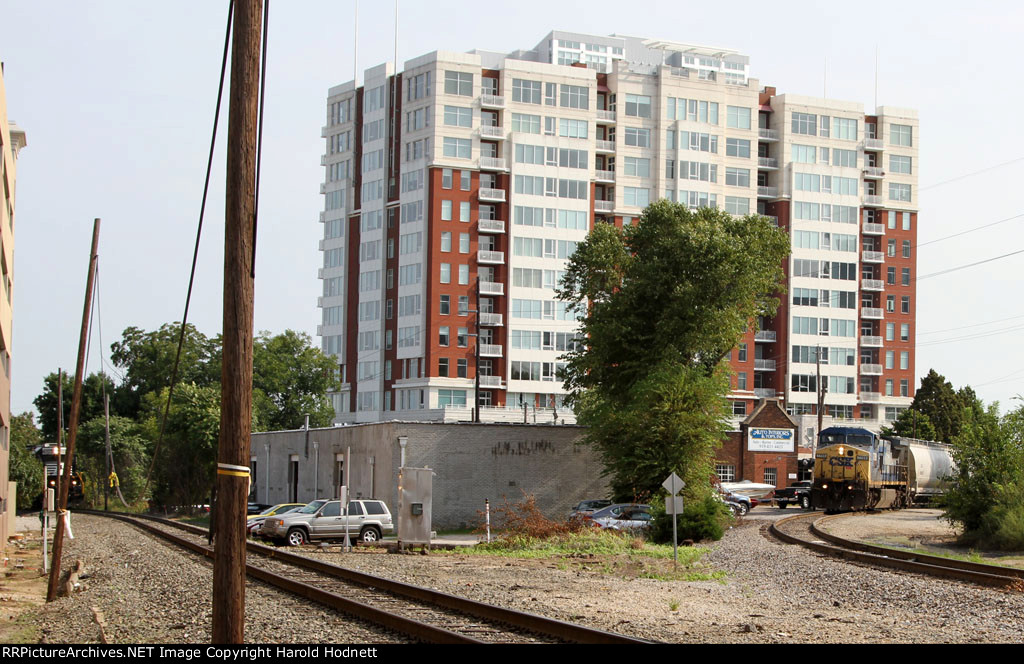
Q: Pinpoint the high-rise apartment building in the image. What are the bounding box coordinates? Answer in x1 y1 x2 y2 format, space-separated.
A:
317 31 918 430
1 62 27 544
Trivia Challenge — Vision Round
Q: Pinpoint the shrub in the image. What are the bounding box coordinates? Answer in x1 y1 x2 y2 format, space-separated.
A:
649 494 732 544
477 492 587 542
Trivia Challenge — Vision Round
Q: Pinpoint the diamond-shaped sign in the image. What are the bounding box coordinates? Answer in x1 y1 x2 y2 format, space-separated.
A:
662 473 685 495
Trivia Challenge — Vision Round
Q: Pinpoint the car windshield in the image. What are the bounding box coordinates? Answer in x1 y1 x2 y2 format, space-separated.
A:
297 500 327 514
260 504 294 516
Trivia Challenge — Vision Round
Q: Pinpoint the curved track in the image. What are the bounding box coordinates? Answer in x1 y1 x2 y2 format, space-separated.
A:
769 511 1024 589
81 510 652 644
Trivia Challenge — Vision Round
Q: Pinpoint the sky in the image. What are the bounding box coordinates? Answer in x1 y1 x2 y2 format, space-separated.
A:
3 0 1024 418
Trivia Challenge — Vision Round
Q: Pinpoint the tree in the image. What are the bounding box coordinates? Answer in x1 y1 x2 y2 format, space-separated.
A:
32 371 115 443
10 412 44 509
76 415 150 507
252 329 337 431
557 202 790 500
911 369 966 442
880 407 937 441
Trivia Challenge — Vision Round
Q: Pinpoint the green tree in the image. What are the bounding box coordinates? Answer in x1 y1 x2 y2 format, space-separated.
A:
558 201 790 501
10 412 44 509
252 329 337 431
76 415 150 507
942 400 1024 549
880 408 937 441
911 369 966 442
110 323 221 418
32 371 116 443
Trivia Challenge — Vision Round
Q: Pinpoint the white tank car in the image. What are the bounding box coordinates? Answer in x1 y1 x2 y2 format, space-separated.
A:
886 436 955 502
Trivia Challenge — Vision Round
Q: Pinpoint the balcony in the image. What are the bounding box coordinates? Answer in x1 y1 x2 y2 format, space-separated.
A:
862 250 885 264
861 279 884 291
319 211 326 222
761 215 779 226
755 330 777 342
754 359 776 371
478 188 506 203
319 183 327 194
863 194 883 207
863 137 885 151
321 125 329 138
478 375 505 389
479 281 504 296
758 157 779 170
863 167 884 179
595 139 616 153
754 388 779 399
479 312 503 326
595 169 616 183
757 185 779 199
862 221 884 235
861 335 883 348
477 218 506 234
860 363 883 376
480 94 505 109
861 307 884 320
758 128 779 141
477 250 505 265
320 154 327 166
594 200 615 213
479 157 509 171
480 125 505 139
479 344 503 358
596 109 617 123
860 391 883 403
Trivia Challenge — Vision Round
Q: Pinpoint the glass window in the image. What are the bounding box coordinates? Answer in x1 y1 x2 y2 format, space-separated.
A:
726 106 751 129
624 94 651 118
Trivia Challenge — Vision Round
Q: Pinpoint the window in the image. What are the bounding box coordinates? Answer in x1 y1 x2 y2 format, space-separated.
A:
457 358 468 378
441 200 452 221
624 127 651 147
560 84 589 109
439 294 450 315
444 71 473 96
443 105 472 127
443 137 472 159
903 240 911 258
442 168 453 189
457 327 468 349
624 187 650 207
902 296 910 314
792 145 816 163
624 94 651 118
726 106 751 129
460 201 470 222
624 157 650 177
833 117 858 140
715 464 736 482
902 268 911 286
558 118 588 139
890 155 912 174
438 357 449 376
725 196 749 215
890 183 912 202
890 124 913 146
737 372 747 390
833 149 857 168
726 168 750 187
440 263 451 284
459 233 470 254
458 264 469 285
901 324 910 341
738 343 748 362
792 112 816 135
886 322 895 341
900 351 909 370
511 113 541 134
732 401 747 417
726 138 751 158
512 78 542 104
439 326 450 347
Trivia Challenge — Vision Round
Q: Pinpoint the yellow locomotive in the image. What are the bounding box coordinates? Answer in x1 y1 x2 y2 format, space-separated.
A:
811 427 953 513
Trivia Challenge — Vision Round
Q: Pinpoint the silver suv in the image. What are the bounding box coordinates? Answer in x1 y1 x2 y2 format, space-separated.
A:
262 499 393 546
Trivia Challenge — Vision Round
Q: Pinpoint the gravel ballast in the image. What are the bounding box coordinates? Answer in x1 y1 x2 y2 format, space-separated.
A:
30 511 1024 644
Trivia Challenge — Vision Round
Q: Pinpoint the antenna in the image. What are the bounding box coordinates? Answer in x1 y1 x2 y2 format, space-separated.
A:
874 45 879 113
823 56 827 97
353 0 359 86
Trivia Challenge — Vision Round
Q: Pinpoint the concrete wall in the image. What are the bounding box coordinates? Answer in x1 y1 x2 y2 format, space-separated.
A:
251 421 606 529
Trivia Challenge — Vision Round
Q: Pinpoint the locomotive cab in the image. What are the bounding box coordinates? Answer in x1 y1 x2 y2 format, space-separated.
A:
812 427 909 512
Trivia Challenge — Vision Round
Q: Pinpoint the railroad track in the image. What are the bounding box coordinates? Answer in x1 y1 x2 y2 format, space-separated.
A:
80 510 651 644
770 511 1024 590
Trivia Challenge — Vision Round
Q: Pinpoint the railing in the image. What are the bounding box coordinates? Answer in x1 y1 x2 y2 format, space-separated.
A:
861 307 884 319
863 167 884 178
479 312 503 326
477 250 505 264
861 335 883 347
757 185 779 198
480 125 504 138
480 94 505 108
755 330 776 342
758 157 779 169
478 188 506 202
479 344 503 357
754 359 776 371
477 218 506 233
594 200 615 212
863 194 883 206
861 279 884 291
862 222 884 235
864 137 884 151
860 391 882 403
479 157 508 170
596 110 616 122
754 388 778 399
595 139 616 152
860 363 883 376
862 250 885 263
594 169 615 182
479 281 504 296
758 128 779 141
478 375 505 389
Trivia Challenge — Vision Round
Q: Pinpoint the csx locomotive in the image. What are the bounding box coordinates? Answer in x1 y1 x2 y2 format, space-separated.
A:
811 427 953 513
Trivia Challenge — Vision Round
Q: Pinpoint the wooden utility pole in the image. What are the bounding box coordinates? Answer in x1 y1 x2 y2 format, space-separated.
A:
212 0 262 644
46 218 100 602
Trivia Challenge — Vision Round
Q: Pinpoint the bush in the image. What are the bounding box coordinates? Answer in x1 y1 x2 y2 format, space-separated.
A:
649 494 732 544
477 492 588 542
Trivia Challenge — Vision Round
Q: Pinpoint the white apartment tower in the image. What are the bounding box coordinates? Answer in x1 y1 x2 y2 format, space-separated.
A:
317 31 918 429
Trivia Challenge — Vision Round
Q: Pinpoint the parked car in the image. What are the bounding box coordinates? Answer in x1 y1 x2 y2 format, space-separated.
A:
246 503 306 538
773 480 813 509
718 488 752 516
586 503 653 531
569 499 613 520
262 499 394 546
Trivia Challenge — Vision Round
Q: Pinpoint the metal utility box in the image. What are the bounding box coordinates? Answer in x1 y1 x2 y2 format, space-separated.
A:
397 467 432 547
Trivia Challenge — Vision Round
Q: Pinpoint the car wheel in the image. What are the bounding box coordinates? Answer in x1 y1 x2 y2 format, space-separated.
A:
801 495 811 510
286 528 307 546
727 504 738 516
778 502 787 509
359 526 382 543
737 503 749 516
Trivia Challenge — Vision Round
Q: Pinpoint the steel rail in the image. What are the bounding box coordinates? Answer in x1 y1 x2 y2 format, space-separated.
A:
769 512 1024 589
82 510 653 644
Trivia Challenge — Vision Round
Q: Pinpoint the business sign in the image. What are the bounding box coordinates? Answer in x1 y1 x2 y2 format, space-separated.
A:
747 427 795 452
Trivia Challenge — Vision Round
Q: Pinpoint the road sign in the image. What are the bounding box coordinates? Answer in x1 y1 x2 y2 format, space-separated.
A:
662 473 685 495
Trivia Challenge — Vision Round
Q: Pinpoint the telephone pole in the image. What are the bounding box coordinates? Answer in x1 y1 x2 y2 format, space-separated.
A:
212 0 262 643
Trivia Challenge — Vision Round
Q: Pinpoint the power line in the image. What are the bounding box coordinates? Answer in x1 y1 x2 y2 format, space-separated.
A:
917 312 1024 337
920 156 1024 191
916 248 1024 281
916 212 1024 250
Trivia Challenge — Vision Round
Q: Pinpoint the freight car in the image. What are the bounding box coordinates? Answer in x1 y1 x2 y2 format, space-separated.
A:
810 427 953 513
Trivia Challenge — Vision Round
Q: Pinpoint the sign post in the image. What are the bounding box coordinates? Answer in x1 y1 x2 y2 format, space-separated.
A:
662 473 685 566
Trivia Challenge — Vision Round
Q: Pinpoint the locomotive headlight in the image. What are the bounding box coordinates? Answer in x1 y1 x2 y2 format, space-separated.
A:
822 484 828 489
847 485 853 490
838 446 845 455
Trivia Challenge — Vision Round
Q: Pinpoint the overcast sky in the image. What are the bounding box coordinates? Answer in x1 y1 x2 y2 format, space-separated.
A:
3 0 1023 418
